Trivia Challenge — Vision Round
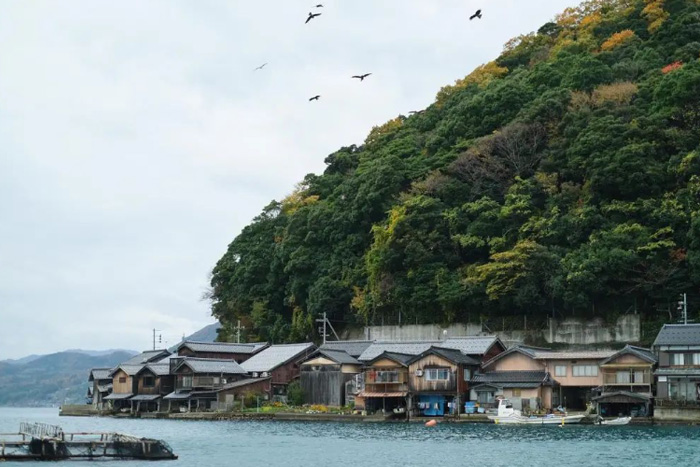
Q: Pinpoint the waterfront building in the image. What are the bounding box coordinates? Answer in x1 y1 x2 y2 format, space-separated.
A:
470 370 558 411
165 357 247 412
407 346 480 417
319 340 373 359
592 345 656 417
652 324 700 421
87 368 113 410
131 363 174 413
300 349 362 407
355 352 411 414
216 377 273 410
105 364 145 412
175 341 268 363
240 343 317 402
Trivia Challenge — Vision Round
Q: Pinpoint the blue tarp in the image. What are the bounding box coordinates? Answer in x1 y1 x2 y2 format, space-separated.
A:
418 395 445 416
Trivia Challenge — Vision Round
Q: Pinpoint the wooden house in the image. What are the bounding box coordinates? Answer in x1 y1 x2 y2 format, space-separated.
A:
131 363 174 413
407 347 480 417
356 352 411 414
104 364 144 412
175 341 268 363
592 345 655 417
216 377 272 410
88 368 113 411
300 349 362 407
164 358 247 412
240 343 316 402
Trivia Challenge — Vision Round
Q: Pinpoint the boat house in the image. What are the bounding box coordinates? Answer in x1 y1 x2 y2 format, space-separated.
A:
240 343 316 402
300 349 362 407
355 352 412 414
88 368 113 411
131 363 174 413
165 357 247 411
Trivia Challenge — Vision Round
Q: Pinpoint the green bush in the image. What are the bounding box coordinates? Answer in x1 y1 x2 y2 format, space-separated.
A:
287 381 304 406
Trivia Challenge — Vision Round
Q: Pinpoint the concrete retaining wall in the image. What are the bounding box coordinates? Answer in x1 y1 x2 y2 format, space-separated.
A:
654 407 700 422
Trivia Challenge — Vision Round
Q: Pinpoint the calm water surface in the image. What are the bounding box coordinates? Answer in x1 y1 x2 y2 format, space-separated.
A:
1 407 700 466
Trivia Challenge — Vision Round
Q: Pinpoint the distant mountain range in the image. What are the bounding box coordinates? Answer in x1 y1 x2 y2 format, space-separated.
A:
0 322 221 407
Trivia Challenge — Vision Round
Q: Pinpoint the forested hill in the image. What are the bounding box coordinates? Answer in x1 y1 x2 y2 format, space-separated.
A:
210 0 700 344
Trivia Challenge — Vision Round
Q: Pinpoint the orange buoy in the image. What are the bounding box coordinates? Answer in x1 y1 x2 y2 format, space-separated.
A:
425 419 437 427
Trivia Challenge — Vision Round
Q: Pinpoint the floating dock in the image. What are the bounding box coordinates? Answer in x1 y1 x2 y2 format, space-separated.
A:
0 422 177 461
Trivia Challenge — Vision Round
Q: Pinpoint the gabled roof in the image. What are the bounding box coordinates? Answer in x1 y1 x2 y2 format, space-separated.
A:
110 364 145 377
88 368 113 382
471 370 553 387
174 358 246 375
304 349 360 365
241 343 316 373
601 345 656 365
320 340 373 358
176 341 268 355
407 346 480 366
652 324 700 347
218 377 272 392
366 351 413 367
136 363 171 377
592 391 651 402
359 341 442 361
482 345 616 369
441 336 505 356
123 349 171 365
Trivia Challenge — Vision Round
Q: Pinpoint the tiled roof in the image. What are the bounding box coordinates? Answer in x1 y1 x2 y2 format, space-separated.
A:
359 341 441 361
218 377 271 391
483 345 615 368
653 324 700 347
471 382 544 390
89 368 113 381
110 364 145 377
367 351 414 366
176 358 246 375
177 341 268 355
140 363 171 376
441 336 503 355
123 350 171 365
320 340 374 358
601 345 657 365
471 370 550 384
241 343 316 373
592 391 651 402
315 349 360 365
408 346 480 366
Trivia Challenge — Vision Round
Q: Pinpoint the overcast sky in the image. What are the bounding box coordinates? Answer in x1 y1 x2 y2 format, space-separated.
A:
0 0 576 360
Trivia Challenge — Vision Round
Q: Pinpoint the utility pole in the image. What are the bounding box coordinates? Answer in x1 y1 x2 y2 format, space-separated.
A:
315 312 339 345
235 320 246 344
152 328 162 350
678 293 689 325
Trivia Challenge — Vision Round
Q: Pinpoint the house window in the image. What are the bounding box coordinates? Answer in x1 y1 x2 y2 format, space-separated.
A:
426 368 450 381
375 371 399 383
143 376 155 388
181 375 193 388
118 377 126 384
463 369 471 381
693 354 700 365
572 365 598 377
555 366 567 377
477 391 495 404
672 353 685 366
616 371 630 384
512 389 522 397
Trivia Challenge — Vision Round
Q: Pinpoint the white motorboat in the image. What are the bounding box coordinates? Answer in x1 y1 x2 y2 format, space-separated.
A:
597 416 631 425
488 399 585 425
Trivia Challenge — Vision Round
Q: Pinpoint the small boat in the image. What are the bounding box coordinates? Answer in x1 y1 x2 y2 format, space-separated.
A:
597 416 631 425
488 399 584 425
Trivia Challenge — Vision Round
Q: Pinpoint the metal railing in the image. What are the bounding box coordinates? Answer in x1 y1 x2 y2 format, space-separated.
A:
19 422 64 439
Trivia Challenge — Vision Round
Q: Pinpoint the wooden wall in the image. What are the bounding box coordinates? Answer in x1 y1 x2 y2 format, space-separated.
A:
301 366 345 406
409 355 458 393
112 369 135 394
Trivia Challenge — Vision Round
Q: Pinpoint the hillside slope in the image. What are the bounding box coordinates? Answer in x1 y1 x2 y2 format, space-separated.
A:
0 351 135 407
210 0 700 343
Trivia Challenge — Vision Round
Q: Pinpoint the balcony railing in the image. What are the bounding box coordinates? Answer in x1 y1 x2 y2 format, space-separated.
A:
602 372 651 385
176 376 225 390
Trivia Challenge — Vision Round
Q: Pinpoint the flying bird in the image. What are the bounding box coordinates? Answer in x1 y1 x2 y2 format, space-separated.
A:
470 9 482 20
408 110 425 115
253 63 268 71
352 73 372 81
309 95 321 101
306 12 322 23
314 4 323 7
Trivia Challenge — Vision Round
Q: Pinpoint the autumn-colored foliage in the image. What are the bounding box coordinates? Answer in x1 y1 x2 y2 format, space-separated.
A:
591 82 639 105
662 61 684 74
642 0 669 32
435 61 508 106
601 30 637 51
364 117 403 146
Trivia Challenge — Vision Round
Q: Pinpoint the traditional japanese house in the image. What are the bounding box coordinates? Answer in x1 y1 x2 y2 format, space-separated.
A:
122 349 172 365
356 352 411 414
440 336 506 364
175 341 268 363
592 345 655 417
104 364 144 412
319 340 373 359
131 363 174 413
477 345 616 410
652 324 700 420
165 358 247 412
407 347 480 417
88 368 113 410
216 377 273 410
240 343 316 402
470 370 558 411
300 349 362 407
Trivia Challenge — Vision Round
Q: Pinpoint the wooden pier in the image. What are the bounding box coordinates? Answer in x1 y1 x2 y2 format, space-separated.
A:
0 422 177 461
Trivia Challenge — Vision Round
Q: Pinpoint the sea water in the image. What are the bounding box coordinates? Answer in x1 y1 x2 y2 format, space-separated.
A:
1 407 699 466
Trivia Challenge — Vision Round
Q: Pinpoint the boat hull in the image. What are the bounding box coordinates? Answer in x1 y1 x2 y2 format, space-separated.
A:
599 417 631 425
488 414 585 425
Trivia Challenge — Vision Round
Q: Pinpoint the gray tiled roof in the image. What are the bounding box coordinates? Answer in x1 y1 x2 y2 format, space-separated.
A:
177 358 246 375
359 341 442 361
653 324 700 347
471 382 544 390
483 345 615 368
123 349 171 365
441 336 503 355
320 340 374 358
177 341 268 355
140 363 171 376
601 345 657 365
316 349 360 365
409 347 480 366
366 351 414 366
89 368 113 381
471 370 550 384
241 343 316 373
110 364 145 377
218 377 271 391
